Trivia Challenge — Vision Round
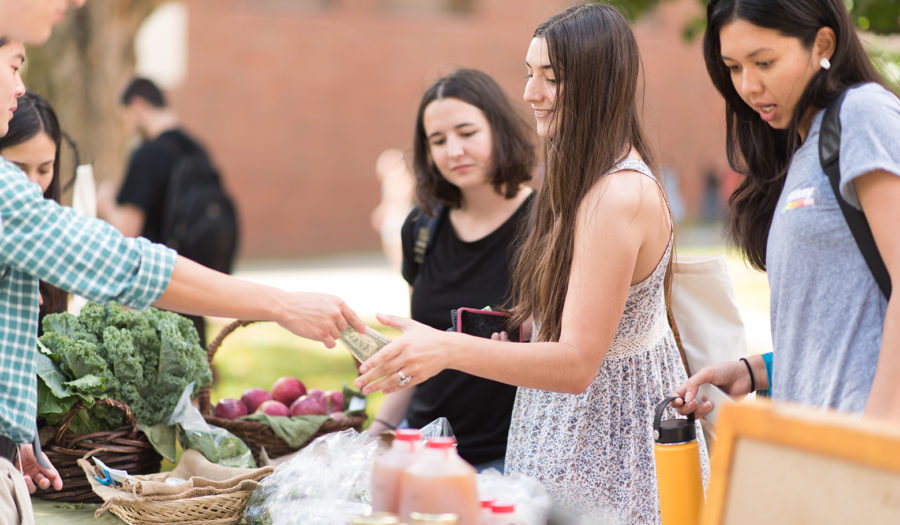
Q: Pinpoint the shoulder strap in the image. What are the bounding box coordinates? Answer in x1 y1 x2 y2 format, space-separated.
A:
666 307 692 377
819 90 892 299
412 206 442 265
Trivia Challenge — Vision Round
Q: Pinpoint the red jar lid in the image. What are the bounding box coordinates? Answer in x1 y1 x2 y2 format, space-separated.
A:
425 437 457 449
490 502 515 514
395 429 422 441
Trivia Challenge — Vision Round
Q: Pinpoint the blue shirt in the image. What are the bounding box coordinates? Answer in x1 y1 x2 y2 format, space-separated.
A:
0 158 175 443
767 83 900 412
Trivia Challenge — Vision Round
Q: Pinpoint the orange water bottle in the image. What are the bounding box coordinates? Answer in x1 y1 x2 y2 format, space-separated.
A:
371 429 422 514
653 396 703 525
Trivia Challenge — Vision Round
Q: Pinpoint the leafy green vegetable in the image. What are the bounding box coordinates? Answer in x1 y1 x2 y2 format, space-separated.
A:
139 423 177 463
177 425 255 468
36 302 213 434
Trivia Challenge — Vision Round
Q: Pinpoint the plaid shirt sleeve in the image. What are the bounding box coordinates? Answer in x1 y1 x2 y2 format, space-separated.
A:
0 160 176 443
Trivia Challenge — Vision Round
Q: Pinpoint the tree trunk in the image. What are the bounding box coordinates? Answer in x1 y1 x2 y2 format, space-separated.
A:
22 0 166 201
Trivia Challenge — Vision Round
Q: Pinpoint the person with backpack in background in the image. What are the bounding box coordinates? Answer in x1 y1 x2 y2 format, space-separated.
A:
367 69 535 473
673 0 900 423
0 5 365 521
98 77 238 346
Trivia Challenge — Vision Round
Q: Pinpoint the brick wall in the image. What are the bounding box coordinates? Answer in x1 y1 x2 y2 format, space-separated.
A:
173 0 725 259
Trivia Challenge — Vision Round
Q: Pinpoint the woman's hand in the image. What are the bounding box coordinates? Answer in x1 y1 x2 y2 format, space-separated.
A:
670 360 752 418
18 444 62 494
277 292 366 348
354 314 452 395
490 331 509 341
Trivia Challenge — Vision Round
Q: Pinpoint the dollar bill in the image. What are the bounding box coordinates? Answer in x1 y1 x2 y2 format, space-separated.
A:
339 326 392 362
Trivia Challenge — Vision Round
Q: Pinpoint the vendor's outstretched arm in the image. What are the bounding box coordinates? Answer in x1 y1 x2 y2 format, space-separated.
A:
154 256 366 348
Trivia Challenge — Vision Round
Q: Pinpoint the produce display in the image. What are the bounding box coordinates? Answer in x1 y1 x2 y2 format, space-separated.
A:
215 377 346 420
36 302 212 433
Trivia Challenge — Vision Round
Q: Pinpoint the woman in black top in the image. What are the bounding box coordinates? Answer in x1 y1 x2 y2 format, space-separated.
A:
369 69 534 471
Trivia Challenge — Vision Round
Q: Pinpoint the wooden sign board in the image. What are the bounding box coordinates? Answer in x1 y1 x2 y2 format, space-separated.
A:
701 400 900 525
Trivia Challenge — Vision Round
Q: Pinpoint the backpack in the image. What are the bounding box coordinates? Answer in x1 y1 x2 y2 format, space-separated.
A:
160 141 239 274
411 205 443 271
819 89 891 299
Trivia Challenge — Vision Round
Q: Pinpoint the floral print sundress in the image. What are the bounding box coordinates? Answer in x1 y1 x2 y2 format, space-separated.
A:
504 159 710 525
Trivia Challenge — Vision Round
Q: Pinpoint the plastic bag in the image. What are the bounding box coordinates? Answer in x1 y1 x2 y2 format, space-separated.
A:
419 416 455 441
476 469 553 525
165 382 255 468
244 429 378 525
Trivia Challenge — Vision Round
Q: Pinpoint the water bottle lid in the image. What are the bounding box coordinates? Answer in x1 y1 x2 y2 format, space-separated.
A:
653 396 696 444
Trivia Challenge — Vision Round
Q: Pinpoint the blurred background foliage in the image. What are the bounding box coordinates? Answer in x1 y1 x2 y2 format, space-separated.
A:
23 1 166 198
610 0 900 90
610 0 900 33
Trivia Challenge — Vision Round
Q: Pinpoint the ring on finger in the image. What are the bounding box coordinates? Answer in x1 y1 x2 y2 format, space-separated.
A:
397 369 411 387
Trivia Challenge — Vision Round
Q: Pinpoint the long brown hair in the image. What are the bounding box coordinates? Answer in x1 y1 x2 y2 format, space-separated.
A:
704 0 885 271
509 3 658 341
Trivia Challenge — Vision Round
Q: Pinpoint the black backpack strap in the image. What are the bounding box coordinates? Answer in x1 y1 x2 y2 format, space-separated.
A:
412 206 442 265
819 90 892 299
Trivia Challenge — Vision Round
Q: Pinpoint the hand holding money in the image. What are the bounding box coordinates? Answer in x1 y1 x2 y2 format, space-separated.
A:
339 326 392 362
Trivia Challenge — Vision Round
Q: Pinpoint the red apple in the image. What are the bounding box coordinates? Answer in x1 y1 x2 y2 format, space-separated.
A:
241 387 272 413
290 395 328 416
325 390 343 412
257 400 290 417
271 376 307 406
307 388 326 402
214 398 248 419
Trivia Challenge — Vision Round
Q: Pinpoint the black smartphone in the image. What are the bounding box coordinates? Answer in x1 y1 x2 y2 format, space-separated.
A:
450 307 522 342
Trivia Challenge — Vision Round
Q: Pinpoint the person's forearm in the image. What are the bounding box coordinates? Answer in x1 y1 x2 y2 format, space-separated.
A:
370 388 415 433
864 299 900 420
449 333 600 394
153 256 284 321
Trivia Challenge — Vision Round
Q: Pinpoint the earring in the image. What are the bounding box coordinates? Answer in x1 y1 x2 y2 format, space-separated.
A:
820 57 831 70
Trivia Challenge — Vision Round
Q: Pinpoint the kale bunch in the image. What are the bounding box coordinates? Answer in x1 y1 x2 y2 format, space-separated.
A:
37 302 213 433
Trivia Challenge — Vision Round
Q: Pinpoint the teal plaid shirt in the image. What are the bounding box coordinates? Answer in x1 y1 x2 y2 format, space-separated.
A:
0 158 176 443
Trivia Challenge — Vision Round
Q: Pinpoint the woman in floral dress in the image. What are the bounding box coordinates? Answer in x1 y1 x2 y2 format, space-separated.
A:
356 4 708 523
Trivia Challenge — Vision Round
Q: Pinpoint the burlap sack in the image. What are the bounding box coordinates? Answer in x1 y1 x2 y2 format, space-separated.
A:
77 449 273 516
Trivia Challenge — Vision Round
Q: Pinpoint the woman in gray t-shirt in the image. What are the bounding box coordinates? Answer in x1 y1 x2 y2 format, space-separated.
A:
674 0 900 422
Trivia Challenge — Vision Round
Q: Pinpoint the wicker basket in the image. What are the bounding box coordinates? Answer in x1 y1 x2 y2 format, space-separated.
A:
35 398 162 503
78 450 272 525
99 491 255 525
196 320 366 464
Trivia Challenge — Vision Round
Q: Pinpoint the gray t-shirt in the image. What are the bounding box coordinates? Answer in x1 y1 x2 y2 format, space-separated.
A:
767 83 900 413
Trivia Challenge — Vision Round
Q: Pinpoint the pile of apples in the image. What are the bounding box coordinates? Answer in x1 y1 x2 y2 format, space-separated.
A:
213 376 345 420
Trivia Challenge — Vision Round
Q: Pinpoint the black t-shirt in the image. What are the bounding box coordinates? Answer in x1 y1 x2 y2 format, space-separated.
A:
400 193 533 465
116 129 203 243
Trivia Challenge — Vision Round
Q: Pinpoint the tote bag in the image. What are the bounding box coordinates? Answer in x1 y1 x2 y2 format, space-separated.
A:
669 254 749 376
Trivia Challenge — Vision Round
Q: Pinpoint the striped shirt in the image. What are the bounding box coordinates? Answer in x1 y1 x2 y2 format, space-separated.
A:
0 158 176 443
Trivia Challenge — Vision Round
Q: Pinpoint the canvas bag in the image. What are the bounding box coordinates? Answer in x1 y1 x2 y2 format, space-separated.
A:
669 254 749 376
